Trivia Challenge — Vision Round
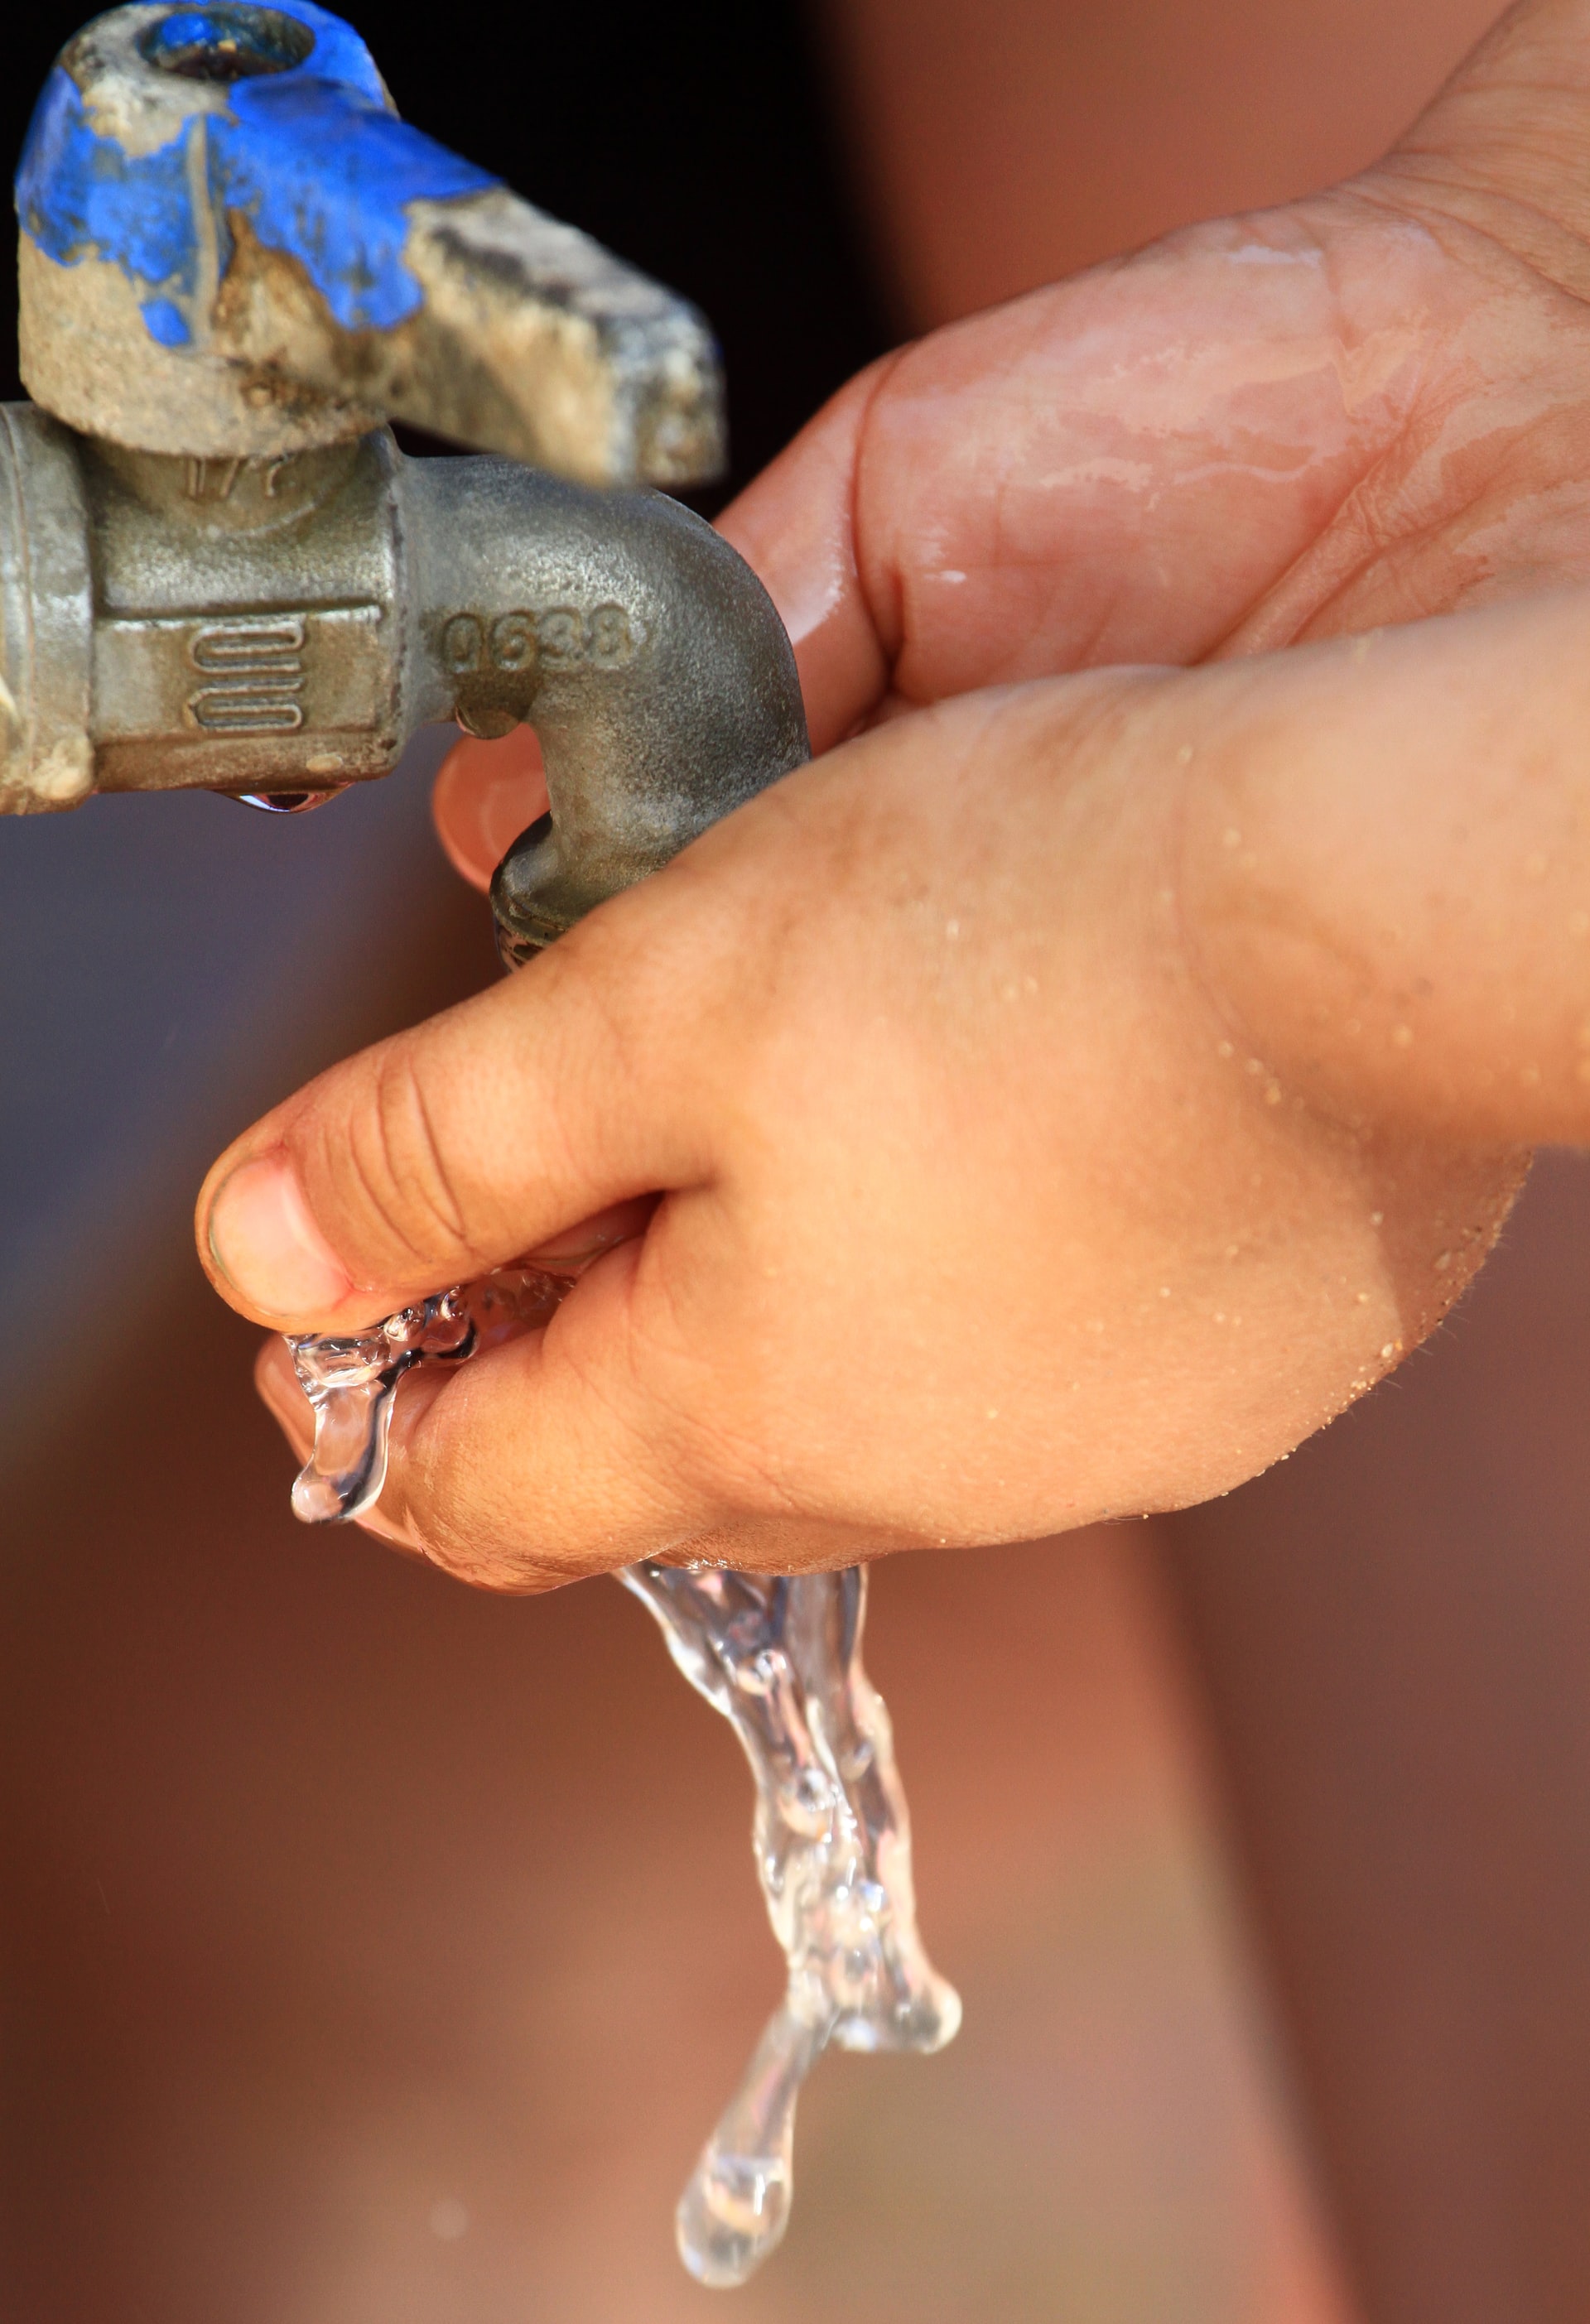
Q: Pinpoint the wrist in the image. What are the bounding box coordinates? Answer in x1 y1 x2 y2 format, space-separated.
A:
1177 592 1590 1148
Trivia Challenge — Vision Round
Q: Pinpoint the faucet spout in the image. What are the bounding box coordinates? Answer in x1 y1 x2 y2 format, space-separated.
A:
4 3 805 909
398 455 808 950
0 412 810 922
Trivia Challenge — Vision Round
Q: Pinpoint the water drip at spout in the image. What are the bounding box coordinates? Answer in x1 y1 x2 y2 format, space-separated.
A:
228 787 349 813
284 1266 960 2286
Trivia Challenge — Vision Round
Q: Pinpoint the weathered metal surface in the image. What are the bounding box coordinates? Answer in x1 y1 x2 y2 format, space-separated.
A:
2 6 797 950
81 427 403 796
0 407 94 813
0 415 810 932
16 3 725 484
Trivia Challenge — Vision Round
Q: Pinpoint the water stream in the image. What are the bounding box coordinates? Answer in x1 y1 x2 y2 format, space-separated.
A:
287 1268 960 2285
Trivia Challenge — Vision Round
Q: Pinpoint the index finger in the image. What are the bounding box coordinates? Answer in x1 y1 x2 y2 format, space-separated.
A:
714 354 900 752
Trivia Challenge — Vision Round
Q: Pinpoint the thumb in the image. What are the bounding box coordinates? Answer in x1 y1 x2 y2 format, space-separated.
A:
195 890 711 1332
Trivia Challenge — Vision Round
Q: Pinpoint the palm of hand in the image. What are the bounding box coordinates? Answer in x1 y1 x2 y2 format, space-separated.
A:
724 12 1590 746
234 4 1590 1579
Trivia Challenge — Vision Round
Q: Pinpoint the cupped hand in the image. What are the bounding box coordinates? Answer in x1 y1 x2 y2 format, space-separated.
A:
195 588 1590 1588
436 0 1590 884
205 0 1590 1581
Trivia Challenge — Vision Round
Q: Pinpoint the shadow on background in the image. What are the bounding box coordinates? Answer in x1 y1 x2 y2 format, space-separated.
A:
1168 1151 1590 2324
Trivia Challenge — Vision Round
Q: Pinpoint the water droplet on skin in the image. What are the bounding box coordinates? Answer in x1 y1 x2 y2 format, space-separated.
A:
1391 1024 1414 1049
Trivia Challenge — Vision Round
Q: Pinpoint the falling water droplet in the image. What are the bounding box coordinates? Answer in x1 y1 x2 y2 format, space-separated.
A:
286 1276 961 2285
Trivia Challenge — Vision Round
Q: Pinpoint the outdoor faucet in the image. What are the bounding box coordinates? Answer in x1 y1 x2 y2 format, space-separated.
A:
6 18 966 2284
2 0 810 954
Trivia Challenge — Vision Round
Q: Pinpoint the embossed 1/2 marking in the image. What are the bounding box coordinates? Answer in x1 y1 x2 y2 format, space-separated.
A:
185 456 243 503
440 603 645 679
186 616 307 733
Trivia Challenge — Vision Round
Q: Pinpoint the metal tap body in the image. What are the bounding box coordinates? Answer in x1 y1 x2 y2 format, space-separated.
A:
0 411 807 945
5 5 810 950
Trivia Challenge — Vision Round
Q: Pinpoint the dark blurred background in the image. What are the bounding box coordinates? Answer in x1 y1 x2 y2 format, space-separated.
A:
9 4 1590 2322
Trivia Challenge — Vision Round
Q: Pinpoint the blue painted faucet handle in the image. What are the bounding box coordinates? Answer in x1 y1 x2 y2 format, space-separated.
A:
13 3 725 485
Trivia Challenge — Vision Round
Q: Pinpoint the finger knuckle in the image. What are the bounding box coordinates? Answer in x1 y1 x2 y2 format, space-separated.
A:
321 1040 477 1276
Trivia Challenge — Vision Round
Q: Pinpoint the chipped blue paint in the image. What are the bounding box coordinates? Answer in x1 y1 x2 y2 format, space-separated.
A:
146 10 230 54
140 295 191 344
221 74 495 330
15 2 497 341
142 7 310 74
17 70 198 296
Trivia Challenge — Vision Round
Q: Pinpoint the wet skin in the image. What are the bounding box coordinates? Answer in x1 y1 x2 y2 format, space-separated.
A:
200 0 1590 1585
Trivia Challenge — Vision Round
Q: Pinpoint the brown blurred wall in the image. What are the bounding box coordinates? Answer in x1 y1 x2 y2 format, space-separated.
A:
814 0 1502 329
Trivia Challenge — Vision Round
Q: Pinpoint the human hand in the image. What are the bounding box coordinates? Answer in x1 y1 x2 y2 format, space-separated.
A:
436 0 1590 887
203 0 1590 1581
196 588 1590 1586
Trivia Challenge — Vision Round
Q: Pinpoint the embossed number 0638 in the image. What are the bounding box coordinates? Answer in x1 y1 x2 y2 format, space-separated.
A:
441 603 642 677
